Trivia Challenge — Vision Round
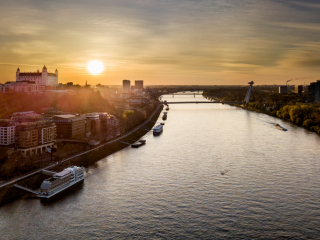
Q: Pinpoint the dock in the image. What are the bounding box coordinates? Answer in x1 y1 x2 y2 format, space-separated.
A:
13 184 39 195
42 170 57 176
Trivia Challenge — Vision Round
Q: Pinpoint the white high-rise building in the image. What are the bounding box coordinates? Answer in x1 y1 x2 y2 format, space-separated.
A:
0 120 15 146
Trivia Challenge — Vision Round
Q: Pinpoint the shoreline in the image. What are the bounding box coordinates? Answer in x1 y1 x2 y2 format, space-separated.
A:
0 104 164 207
205 94 319 135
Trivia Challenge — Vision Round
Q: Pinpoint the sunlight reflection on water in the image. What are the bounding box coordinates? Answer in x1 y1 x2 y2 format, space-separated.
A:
1 93 320 239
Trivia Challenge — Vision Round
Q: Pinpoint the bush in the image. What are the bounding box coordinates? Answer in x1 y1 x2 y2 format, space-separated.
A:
303 119 314 128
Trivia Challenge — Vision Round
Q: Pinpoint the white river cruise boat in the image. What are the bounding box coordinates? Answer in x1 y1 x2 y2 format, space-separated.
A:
38 166 84 198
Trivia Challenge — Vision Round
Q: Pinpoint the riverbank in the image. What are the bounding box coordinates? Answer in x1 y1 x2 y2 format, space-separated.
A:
215 98 320 135
0 104 164 206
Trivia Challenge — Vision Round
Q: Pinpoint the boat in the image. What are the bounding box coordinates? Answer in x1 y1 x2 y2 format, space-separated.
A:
163 112 167 115
131 139 146 148
38 166 84 198
160 122 165 125
166 107 169 111
162 114 167 120
153 125 163 135
275 124 287 131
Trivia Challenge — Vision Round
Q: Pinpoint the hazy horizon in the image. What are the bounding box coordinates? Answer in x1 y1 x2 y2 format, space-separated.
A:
1 0 320 86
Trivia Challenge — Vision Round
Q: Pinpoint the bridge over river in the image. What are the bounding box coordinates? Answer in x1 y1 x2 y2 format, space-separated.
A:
161 81 254 105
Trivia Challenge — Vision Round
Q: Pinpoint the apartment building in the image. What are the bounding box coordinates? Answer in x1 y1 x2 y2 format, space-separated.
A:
86 114 100 135
52 114 86 140
0 120 15 146
15 121 56 156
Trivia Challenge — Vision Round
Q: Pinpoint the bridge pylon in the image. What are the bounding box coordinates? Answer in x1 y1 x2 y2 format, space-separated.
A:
244 81 254 103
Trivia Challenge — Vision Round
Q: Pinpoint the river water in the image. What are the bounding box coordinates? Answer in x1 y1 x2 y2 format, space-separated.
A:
1 93 320 239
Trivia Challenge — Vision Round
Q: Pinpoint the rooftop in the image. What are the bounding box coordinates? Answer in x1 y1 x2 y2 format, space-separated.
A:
53 168 73 178
0 119 15 127
54 114 77 119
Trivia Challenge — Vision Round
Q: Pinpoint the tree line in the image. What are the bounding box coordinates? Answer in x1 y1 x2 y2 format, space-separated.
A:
203 87 320 135
0 89 113 118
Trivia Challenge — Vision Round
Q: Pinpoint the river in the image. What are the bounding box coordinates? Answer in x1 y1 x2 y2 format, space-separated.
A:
1 93 320 239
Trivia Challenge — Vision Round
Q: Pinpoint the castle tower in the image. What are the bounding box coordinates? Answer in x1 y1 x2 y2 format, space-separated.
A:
16 68 20 82
41 65 48 85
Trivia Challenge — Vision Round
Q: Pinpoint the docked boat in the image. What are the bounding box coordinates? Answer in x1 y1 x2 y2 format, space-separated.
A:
153 125 163 135
275 124 287 131
131 140 146 148
160 122 165 125
38 166 84 198
166 106 169 111
162 114 167 120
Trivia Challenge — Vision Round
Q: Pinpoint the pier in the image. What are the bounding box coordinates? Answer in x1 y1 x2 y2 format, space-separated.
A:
42 170 57 176
13 184 39 195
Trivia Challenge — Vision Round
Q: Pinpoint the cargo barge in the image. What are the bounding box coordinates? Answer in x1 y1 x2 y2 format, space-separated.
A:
131 140 146 148
153 125 163 135
275 124 287 131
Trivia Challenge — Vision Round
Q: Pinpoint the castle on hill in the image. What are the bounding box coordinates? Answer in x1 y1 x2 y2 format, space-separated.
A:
0 65 58 92
16 65 58 86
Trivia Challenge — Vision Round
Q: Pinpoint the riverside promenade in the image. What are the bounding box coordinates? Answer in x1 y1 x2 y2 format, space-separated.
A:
0 104 162 189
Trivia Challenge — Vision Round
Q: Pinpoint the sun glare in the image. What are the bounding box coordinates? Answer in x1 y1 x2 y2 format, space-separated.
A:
87 60 104 75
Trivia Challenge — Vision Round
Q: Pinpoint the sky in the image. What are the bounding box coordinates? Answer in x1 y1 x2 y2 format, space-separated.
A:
0 0 320 86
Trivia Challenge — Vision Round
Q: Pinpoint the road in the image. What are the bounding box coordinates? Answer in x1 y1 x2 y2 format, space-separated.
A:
0 104 162 189
164 101 245 104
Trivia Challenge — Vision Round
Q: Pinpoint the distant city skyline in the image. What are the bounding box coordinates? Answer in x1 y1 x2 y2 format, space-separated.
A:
0 0 320 85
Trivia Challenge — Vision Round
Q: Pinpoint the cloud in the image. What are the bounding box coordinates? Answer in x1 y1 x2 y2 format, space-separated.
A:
277 42 320 69
0 3 45 36
276 22 320 32
1 0 320 84
288 1 320 10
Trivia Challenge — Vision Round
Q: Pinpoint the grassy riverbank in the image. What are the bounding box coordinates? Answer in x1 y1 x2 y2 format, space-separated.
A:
204 89 320 135
0 105 163 206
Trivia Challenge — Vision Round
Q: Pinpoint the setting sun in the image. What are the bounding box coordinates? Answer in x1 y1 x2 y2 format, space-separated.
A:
87 60 104 75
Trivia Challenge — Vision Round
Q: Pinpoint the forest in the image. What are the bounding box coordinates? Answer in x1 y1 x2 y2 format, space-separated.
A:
0 89 117 118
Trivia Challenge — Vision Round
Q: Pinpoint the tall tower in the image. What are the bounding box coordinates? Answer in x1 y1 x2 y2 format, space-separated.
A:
54 69 58 85
41 65 48 85
123 80 130 92
244 81 254 103
16 68 20 82
135 80 143 91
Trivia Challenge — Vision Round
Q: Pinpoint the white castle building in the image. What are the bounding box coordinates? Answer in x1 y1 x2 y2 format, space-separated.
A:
0 65 58 92
16 65 58 86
